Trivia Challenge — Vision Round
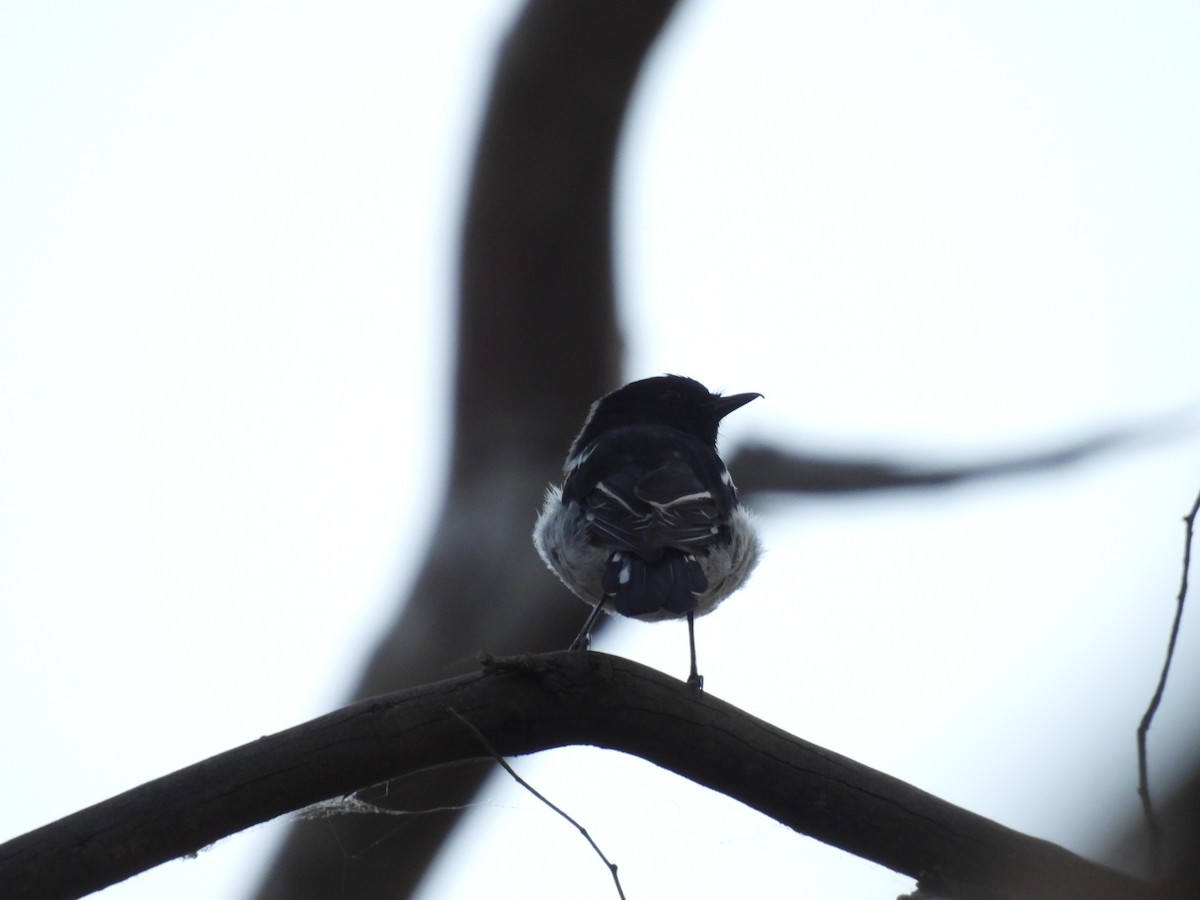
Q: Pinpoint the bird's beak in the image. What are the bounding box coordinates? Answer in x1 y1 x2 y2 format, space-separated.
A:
710 392 762 419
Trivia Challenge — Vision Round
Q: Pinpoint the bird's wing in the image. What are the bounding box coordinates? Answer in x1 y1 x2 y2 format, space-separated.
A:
581 457 723 559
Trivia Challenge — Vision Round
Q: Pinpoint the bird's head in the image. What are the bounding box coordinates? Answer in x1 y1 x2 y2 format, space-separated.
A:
573 374 761 449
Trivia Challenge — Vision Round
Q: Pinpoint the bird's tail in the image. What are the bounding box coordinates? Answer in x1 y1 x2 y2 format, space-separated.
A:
602 550 708 617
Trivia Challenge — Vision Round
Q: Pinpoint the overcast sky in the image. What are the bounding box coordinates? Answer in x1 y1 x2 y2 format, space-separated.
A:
3 2 1200 898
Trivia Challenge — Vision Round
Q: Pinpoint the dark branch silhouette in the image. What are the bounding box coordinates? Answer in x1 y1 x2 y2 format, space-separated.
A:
0 653 1159 900
731 413 1193 497
1136 486 1200 877
448 708 627 900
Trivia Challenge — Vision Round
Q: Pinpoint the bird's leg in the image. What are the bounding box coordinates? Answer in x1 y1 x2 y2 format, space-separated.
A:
569 602 606 651
686 611 704 690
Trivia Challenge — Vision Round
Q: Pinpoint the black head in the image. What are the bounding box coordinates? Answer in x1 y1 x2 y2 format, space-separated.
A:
570 374 761 452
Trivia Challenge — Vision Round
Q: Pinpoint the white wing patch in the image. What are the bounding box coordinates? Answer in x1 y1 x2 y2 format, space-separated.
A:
647 490 712 509
595 479 639 515
565 443 596 473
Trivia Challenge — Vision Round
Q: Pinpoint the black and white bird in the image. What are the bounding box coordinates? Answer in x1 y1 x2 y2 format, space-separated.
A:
533 375 762 688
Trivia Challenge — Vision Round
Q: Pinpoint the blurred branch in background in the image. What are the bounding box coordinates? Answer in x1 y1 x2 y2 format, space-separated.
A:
732 409 1195 497
250 2 677 898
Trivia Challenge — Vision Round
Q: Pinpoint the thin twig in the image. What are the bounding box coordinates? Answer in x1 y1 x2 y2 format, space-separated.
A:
448 707 627 900
1136 484 1200 879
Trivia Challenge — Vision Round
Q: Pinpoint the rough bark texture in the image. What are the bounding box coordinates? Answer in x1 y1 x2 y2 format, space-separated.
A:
0 652 1163 900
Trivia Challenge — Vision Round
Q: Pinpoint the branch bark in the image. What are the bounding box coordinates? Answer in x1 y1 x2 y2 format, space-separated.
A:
0 652 1158 900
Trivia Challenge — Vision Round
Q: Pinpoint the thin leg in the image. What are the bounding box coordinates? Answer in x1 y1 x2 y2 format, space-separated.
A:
569 602 605 651
686 611 703 690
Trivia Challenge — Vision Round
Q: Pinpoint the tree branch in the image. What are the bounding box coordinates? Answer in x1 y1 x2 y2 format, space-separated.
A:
0 652 1156 900
1137 485 1200 877
731 410 1195 498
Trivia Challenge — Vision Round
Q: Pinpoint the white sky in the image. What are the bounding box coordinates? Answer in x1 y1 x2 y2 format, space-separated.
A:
2 2 1200 898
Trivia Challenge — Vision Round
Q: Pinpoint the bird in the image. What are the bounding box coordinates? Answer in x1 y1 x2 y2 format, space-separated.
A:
533 374 762 688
